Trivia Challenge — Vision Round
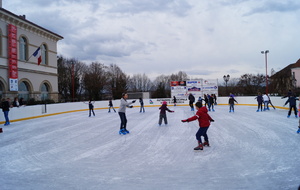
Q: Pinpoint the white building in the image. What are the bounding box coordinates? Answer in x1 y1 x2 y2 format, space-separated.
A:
0 3 63 102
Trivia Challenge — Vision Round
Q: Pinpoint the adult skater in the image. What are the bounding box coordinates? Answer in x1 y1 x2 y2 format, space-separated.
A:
118 93 136 135
212 94 217 105
108 99 116 113
181 102 214 150
188 93 195 111
158 101 174 126
139 97 145 113
262 93 269 111
204 94 208 107
284 94 298 118
1 98 11 126
208 94 215 112
255 92 263 112
84 100 95 117
173 96 177 106
228 96 238 113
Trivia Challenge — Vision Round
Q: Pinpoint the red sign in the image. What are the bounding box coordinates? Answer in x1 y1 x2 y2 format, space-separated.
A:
8 24 18 79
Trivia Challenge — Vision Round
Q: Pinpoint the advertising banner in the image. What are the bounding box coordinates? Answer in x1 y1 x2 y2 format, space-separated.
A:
8 24 18 91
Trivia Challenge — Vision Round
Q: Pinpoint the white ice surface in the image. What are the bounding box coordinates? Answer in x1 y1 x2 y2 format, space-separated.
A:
0 105 299 190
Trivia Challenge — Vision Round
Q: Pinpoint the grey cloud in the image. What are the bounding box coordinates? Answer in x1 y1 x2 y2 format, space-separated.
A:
244 1 300 16
107 0 192 17
67 33 148 60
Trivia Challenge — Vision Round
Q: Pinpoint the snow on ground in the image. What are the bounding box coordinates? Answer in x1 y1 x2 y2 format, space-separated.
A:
0 105 299 190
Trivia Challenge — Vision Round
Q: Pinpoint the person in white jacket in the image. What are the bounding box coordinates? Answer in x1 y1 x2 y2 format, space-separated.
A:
262 93 269 111
118 93 136 135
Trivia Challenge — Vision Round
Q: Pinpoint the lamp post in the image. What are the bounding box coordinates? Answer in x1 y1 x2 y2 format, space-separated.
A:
223 74 230 95
72 61 75 102
261 50 269 95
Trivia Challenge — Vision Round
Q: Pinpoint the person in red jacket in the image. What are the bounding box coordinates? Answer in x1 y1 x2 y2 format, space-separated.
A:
181 101 214 150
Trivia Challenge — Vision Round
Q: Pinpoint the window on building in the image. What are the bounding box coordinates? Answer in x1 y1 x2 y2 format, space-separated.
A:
19 81 30 101
19 36 28 61
41 83 49 100
41 44 47 65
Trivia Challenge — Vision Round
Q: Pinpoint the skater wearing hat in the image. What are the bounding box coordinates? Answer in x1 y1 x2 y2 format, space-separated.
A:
158 101 174 126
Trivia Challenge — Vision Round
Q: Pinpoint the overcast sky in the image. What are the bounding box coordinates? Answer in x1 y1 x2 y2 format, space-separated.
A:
4 0 300 82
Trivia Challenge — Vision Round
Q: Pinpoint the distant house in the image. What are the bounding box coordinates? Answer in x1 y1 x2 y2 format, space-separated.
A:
0 3 63 102
270 59 300 95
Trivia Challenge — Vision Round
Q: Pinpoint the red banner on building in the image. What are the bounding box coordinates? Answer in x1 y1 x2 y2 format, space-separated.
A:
8 24 18 91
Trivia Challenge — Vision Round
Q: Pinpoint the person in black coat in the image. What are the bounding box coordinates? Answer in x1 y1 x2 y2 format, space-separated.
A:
255 92 263 112
139 98 145 113
284 95 298 118
108 99 116 113
188 93 195 111
84 100 95 117
1 98 11 126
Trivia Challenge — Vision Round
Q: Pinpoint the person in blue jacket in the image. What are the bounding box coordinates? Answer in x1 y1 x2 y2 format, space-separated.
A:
284 94 299 118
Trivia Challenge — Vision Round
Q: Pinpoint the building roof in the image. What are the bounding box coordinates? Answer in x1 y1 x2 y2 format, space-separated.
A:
292 59 300 68
0 7 63 41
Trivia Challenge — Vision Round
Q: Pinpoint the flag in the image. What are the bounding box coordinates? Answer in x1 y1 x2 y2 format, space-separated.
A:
32 47 42 65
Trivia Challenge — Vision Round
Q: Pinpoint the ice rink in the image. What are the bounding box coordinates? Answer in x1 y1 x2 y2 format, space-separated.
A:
1 105 299 190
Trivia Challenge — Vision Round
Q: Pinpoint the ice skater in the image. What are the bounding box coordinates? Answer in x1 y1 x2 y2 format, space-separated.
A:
262 93 269 111
208 94 215 112
173 96 177 106
118 93 136 135
188 93 195 111
284 94 298 118
139 97 145 113
181 102 214 150
84 100 95 117
158 101 174 126
1 98 11 126
255 92 263 112
228 96 238 112
108 99 116 113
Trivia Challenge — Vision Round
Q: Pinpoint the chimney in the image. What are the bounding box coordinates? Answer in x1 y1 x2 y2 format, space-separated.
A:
0 0 2 8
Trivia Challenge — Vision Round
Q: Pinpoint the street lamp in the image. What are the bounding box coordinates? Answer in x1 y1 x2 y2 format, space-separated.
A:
223 74 230 95
261 50 269 95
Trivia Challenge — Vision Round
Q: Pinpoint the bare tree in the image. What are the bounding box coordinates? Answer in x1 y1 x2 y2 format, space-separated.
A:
57 56 86 101
82 62 108 100
106 64 129 99
128 73 152 92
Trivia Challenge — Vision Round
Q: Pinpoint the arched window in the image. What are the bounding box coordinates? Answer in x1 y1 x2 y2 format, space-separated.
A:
41 44 47 65
41 83 49 100
19 81 30 101
19 36 28 61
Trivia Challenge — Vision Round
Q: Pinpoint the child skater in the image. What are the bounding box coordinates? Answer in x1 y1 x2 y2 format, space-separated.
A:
158 101 174 126
84 100 95 117
118 93 136 135
108 99 116 113
181 102 214 150
228 96 238 113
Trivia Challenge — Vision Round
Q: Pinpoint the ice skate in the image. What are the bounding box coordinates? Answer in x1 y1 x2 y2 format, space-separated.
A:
203 141 210 146
194 142 203 150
